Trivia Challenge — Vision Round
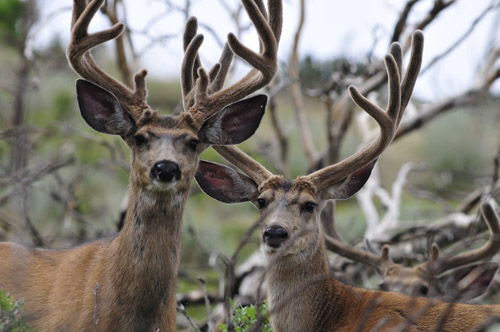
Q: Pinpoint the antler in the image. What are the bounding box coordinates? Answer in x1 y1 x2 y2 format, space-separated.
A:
326 237 394 275
424 199 500 276
333 199 500 279
214 31 423 189
67 0 149 120
304 30 424 191
213 145 274 187
180 0 283 130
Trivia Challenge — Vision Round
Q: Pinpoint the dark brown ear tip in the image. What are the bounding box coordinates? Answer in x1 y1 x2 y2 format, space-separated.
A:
251 94 268 107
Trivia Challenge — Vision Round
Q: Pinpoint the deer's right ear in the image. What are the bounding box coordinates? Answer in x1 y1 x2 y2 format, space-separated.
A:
195 160 258 203
76 79 136 136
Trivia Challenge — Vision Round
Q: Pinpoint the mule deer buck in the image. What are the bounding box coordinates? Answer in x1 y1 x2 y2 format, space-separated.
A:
0 0 281 330
196 31 500 331
321 199 500 300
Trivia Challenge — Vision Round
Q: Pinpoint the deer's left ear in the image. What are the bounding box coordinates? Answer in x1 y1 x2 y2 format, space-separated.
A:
199 94 267 145
324 161 376 200
195 160 258 203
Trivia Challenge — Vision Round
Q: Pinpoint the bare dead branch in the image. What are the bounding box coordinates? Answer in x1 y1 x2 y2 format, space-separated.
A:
421 1 500 75
289 0 318 167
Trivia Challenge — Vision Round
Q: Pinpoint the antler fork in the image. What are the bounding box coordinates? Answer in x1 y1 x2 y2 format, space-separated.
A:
180 0 283 130
67 0 149 120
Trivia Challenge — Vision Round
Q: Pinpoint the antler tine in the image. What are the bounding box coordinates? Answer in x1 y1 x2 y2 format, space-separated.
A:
213 145 273 187
321 199 393 274
208 43 234 93
67 0 149 119
181 18 204 110
401 30 424 112
181 17 200 98
305 30 424 191
182 0 282 130
181 20 234 109
324 235 393 274
426 199 500 276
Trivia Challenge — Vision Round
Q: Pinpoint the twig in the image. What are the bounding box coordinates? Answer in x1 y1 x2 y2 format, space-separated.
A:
289 0 318 167
177 303 200 332
421 0 500 75
198 278 214 332
92 284 100 332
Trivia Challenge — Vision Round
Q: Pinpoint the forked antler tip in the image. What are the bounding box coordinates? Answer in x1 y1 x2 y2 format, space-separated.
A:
412 30 424 43
347 85 357 95
430 243 440 261
134 70 148 91
186 16 198 26
381 245 392 263
384 53 398 70
226 32 240 49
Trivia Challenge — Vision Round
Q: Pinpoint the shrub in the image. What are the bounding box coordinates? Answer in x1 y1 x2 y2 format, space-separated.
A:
0 290 33 332
219 300 272 332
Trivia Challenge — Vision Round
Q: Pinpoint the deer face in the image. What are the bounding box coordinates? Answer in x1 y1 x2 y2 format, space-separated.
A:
379 265 431 296
76 80 267 194
195 162 369 268
255 177 325 266
128 120 200 193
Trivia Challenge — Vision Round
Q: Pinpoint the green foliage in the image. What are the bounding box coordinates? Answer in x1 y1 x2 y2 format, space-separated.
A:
0 290 33 332
0 0 23 46
299 55 368 92
219 301 272 332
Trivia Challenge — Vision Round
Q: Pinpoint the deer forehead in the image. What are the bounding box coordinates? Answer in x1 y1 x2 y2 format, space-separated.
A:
259 178 317 204
385 264 430 282
135 114 198 137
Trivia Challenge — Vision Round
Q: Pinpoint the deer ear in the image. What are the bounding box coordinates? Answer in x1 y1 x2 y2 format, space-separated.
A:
195 160 258 203
324 161 376 200
199 94 267 145
76 79 136 136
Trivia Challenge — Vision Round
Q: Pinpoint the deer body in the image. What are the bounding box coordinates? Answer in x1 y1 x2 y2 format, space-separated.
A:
195 30 500 331
0 215 180 331
0 127 199 332
266 223 500 332
0 0 282 329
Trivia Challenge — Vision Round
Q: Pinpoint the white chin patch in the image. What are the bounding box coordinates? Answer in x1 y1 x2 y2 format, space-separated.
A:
262 244 278 256
147 180 178 192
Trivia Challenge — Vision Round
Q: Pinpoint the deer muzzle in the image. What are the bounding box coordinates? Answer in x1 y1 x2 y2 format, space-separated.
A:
263 225 289 248
150 160 181 183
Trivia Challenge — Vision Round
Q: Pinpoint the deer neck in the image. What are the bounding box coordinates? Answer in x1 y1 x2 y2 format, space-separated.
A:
108 181 189 319
266 240 349 332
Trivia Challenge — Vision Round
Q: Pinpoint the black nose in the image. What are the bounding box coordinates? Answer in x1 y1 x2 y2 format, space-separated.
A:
263 226 288 248
150 160 181 182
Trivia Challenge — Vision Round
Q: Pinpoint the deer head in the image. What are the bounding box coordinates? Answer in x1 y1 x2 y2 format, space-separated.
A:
67 0 282 196
376 202 500 299
318 196 500 299
317 192 499 304
196 31 423 268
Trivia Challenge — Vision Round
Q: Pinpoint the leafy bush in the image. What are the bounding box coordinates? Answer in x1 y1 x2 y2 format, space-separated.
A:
0 290 33 332
219 301 272 332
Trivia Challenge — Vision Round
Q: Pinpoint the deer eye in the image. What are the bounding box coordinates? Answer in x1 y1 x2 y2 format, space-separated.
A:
134 134 147 147
188 139 200 151
256 198 266 209
302 201 317 213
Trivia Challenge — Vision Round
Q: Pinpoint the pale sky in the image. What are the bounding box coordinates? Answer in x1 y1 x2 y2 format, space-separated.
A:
33 0 500 101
